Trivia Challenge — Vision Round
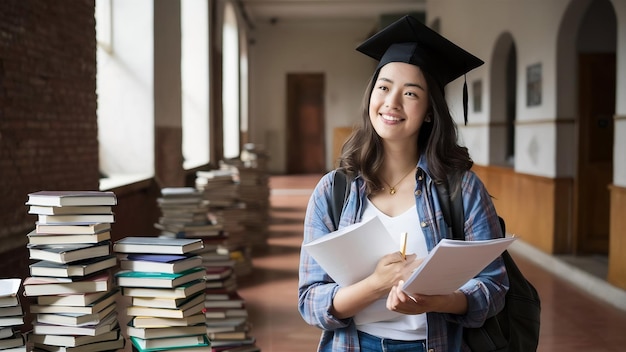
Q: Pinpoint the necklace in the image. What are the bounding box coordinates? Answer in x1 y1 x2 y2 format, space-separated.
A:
382 166 415 195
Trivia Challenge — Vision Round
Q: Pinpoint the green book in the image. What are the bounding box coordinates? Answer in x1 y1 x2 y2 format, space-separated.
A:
115 267 205 288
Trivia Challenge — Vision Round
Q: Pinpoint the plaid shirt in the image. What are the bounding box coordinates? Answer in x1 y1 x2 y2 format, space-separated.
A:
298 157 508 352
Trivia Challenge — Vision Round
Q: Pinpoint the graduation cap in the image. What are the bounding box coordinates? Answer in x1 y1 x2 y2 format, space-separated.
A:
356 15 484 125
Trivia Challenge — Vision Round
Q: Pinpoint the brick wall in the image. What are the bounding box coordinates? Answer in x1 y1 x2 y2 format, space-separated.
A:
0 1 97 258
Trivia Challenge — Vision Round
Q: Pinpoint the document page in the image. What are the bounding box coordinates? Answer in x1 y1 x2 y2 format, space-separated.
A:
401 237 516 295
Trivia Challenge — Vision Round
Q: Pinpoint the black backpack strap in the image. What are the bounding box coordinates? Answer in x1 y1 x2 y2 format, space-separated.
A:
435 175 464 240
330 170 351 230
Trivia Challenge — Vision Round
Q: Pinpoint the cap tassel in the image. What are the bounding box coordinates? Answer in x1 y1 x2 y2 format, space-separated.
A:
463 74 468 126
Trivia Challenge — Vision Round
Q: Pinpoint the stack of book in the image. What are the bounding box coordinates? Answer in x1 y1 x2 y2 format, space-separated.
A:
23 190 124 352
113 237 211 352
0 278 26 352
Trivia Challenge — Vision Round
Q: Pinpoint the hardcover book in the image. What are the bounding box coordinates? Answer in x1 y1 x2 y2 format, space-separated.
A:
119 254 202 274
29 256 117 278
121 280 206 299
113 236 203 254
27 241 111 264
26 191 117 207
115 267 205 288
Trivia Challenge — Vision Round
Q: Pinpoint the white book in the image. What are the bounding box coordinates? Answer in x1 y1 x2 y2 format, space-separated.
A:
32 334 124 352
37 213 115 225
121 279 205 299
28 205 113 215
119 254 202 274
113 236 203 254
27 230 111 245
28 328 120 347
26 191 117 207
35 222 111 235
29 255 116 277
126 322 206 339
32 311 118 336
27 241 111 264
0 279 21 308
35 302 116 326
30 290 118 314
36 291 109 307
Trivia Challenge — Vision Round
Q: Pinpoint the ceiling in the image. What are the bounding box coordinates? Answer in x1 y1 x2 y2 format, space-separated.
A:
237 0 427 28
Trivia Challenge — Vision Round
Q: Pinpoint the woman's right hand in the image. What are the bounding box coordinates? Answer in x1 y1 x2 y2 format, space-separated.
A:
367 252 419 297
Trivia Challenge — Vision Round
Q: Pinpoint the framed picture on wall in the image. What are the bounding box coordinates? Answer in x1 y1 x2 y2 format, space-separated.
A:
526 63 542 107
472 80 482 113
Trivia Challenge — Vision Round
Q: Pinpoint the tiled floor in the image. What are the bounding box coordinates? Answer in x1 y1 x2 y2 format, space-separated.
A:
238 174 626 352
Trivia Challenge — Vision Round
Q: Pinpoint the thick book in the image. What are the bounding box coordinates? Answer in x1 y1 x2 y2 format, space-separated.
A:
0 332 25 350
32 334 124 352
31 311 118 336
204 307 248 319
401 237 516 295
130 334 209 351
28 328 120 347
131 313 206 328
36 291 109 306
126 321 206 339
115 267 205 288
131 292 205 309
302 215 399 286
27 230 111 245
29 255 117 277
35 301 116 326
37 213 115 225
126 299 204 319
26 191 117 207
35 222 111 235
23 272 111 296
0 306 23 317
121 280 205 299
130 334 209 352
119 254 203 274
113 236 204 254
27 241 111 264
28 205 113 215
0 316 24 327
30 290 119 315
0 279 21 308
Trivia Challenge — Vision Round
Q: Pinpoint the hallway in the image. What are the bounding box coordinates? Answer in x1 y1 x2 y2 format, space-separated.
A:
238 174 626 352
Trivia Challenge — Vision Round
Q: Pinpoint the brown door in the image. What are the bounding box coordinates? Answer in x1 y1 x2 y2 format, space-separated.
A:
576 53 615 254
286 73 325 174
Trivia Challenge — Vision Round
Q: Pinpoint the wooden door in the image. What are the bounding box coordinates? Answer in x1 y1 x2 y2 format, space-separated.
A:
576 53 615 254
286 73 325 174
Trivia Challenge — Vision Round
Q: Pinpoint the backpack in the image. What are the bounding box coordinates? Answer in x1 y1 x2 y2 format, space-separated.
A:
330 170 541 351
435 176 541 352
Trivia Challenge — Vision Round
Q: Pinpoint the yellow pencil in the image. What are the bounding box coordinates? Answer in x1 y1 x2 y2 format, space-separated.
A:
400 232 408 260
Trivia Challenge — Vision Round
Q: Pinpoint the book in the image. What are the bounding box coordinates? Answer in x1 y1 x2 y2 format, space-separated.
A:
37 213 115 225
28 328 120 347
23 272 111 296
0 327 15 339
131 292 204 309
32 334 124 352
126 300 204 319
26 191 117 207
115 267 205 288
113 236 204 254
204 307 248 319
119 254 203 274
35 222 111 235
28 205 113 215
35 301 116 326
204 266 234 281
131 313 206 328
28 241 111 264
0 279 21 307
401 237 517 295
207 330 248 341
126 321 206 339
130 334 209 351
27 230 111 245
30 290 119 314
211 345 261 352
205 316 248 328
121 280 205 299
302 215 399 286
36 291 109 306
29 255 117 277
0 305 23 317
0 316 24 327
0 332 25 350
32 311 118 336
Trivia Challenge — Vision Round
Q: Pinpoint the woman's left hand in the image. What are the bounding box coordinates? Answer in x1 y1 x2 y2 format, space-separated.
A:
386 281 463 315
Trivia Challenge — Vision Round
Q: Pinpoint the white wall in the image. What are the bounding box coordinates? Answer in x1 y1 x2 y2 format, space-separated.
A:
249 20 377 173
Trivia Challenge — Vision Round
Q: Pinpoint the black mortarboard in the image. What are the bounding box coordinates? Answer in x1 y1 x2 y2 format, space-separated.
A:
356 15 484 124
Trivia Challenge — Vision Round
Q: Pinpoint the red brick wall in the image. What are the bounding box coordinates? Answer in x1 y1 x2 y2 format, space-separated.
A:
0 1 97 263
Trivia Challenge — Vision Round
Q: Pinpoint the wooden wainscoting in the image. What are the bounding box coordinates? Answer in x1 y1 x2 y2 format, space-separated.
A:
472 165 574 254
608 184 626 290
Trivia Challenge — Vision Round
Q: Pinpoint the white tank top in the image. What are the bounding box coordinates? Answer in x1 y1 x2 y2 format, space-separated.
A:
354 198 428 341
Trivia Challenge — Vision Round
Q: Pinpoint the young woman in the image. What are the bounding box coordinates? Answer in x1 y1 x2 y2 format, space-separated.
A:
298 15 508 351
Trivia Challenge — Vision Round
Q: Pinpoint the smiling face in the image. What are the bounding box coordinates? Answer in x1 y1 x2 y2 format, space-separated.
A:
369 62 430 144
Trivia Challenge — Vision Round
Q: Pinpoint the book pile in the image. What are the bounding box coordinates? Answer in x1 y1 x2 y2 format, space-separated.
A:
0 278 26 352
155 187 224 238
23 190 124 352
113 237 211 352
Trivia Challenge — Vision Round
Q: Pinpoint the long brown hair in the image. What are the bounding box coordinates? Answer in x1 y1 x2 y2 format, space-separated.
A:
338 68 473 194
